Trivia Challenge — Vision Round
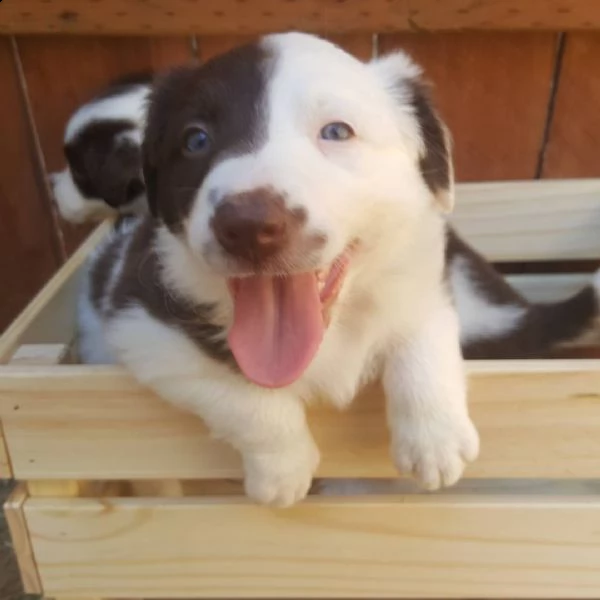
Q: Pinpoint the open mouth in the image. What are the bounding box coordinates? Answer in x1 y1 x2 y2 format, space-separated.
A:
227 247 353 389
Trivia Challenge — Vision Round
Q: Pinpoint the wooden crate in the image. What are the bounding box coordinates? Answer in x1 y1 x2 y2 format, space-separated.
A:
1 179 600 599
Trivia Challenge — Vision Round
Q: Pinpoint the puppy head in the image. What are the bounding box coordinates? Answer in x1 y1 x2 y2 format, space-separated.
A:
51 84 149 223
144 32 453 387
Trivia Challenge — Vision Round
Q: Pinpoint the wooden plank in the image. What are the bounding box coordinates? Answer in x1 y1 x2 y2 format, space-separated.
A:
4 484 42 595
379 32 556 181
9 344 71 366
4 0 600 35
507 273 592 303
24 494 600 598
452 179 600 262
1 360 600 480
542 33 600 178
0 419 12 479
0 37 62 334
0 221 111 364
16 35 195 255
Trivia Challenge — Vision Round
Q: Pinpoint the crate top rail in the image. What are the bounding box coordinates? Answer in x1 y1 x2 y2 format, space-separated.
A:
3 0 600 35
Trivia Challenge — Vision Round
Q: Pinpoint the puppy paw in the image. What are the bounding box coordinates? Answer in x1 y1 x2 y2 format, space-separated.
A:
242 437 320 507
391 412 479 491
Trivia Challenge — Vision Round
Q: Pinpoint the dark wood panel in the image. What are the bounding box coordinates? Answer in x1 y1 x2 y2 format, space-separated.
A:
380 32 557 181
542 33 600 178
0 37 61 333
16 35 195 253
3 0 600 35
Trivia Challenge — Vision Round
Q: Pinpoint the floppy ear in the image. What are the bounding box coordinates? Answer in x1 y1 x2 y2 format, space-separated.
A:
369 52 455 213
142 65 197 220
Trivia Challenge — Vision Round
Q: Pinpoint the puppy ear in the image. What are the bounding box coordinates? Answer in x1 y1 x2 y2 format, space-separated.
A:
369 52 455 213
142 64 199 220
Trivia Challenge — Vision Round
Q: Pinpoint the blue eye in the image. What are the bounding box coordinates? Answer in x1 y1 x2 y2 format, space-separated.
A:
320 122 355 141
183 125 211 155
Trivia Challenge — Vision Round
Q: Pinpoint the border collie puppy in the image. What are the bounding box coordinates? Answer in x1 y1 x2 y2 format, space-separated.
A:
50 74 152 223
78 33 599 506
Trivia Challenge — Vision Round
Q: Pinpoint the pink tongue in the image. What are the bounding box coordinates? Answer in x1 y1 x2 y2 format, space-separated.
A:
228 273 324 388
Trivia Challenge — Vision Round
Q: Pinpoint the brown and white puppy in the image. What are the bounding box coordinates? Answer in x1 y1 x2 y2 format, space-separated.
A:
77 33 599 506
50 73 152 223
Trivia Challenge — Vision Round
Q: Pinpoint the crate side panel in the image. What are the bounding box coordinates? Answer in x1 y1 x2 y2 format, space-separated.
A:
1 362 600 480
25 494 600 598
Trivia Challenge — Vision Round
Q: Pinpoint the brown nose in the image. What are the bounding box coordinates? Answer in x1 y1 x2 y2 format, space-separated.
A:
211 188 292 265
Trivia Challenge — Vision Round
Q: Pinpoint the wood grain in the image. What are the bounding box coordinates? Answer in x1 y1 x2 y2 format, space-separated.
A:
9 344 71 366
0 419 12 479
4 0 600 35
1 360 600 481
4 485 42 595
542 33 600 178
24 494 600 598
15 35 195 254
451 179 600 261
380 32 557 181
0 38 62 335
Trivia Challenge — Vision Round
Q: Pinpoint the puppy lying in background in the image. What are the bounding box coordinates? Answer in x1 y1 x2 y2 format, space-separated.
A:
50 73 153 223
54 63 600 364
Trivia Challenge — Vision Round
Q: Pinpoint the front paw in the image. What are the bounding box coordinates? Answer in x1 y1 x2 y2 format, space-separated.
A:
391 412 479 491
242 437 320 507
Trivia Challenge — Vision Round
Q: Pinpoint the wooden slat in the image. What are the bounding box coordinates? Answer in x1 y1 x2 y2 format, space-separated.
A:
452 180 600 261
380 32 556 181
4 485 42 595
0 221 111 364
24 493 600 598
507 273 592 303
4 1 600 35
9 344 71 366
0 419 12 479
1 360 600 480
542 33 600 178
0 37 62 334
16 35 195 255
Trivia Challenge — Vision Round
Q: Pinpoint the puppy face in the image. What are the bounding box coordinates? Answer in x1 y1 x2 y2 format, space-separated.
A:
144 32 452 387
52 84 149 223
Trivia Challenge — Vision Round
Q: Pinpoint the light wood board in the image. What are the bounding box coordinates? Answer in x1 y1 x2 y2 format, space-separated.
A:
23 493 600 598
1 360 600 480
451 179 600 262
4 485 42 595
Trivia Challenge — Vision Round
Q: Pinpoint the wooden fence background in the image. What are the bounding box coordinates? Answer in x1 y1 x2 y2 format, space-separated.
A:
1 30 600 332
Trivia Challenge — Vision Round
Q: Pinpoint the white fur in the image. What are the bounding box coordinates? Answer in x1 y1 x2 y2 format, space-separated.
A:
81 32 479 506
64 86 149 144
450 256 526 344
51 169 114 224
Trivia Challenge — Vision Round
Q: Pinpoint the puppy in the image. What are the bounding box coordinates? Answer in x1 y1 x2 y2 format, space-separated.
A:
78 33 598 506
50 73 152 223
